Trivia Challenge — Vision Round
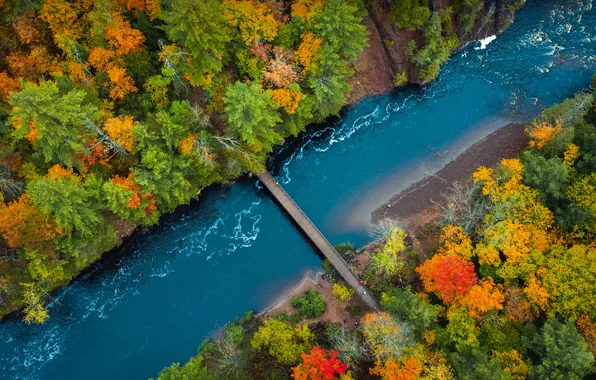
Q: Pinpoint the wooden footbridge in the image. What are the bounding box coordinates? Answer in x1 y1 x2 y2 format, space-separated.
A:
257 171 381 312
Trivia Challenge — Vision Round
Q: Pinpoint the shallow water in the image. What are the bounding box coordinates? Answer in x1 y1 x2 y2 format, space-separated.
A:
1 1 595 379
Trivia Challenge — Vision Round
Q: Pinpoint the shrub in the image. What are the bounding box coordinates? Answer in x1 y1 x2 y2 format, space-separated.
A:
292 289 327 318
347 305 362 317
332 283 355 303
393 70 408 87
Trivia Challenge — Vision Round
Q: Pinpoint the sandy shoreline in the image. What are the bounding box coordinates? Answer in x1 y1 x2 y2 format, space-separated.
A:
261 270 367 326
372 123 529 224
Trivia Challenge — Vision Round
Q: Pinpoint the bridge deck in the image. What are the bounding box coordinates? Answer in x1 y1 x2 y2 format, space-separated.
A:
256 171 380 312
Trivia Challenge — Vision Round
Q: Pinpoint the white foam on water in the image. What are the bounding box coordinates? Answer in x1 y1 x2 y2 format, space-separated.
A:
475 35 497 50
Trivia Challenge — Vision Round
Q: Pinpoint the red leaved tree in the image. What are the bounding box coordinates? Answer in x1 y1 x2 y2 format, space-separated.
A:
416 254 477 303
291 346 348 380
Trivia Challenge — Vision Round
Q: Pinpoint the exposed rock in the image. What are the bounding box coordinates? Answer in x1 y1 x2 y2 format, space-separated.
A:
348 0 524 104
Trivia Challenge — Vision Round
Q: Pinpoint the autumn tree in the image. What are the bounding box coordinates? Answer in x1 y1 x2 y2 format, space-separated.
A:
104 13 146 55
295 32 323 72
291 0 325 23
291 346 348 380
107 66 138 100
0 73 20 102
438 224 473 260
103 115 137 153
263 47 301 88
416 254 477 303
8 81 99 167
576 315 596 356
270 86 303 114
222 0 280 45
459 279 505 319
527 121 563 149
251 318 314 365
504 286 536 323
361 312 413 361
370 356 422 380
223 81 282 154
539 244 596 320
39 0 82 44
13 11 42 45
87 47 116 71
103 174 157 224
0 194 62 252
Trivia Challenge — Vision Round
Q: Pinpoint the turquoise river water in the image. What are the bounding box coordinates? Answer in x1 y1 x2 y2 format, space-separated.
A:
1 0 595 379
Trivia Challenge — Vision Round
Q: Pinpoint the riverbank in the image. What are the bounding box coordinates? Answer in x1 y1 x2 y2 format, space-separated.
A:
371 123 530 227
261 271 366 327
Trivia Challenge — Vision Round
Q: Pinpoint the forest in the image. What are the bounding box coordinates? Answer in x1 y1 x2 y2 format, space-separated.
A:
0 0 511 323
0 0 371 321
152 83 596 379
2 0 595 379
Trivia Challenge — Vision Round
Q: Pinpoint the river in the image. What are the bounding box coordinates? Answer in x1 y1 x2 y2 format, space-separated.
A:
1 1 594 379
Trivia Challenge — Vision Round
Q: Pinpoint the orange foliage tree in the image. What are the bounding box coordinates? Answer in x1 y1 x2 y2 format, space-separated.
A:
527 121 563 149
295 32 322 72
263 47 301 88
370 356 422 380
291 0 325 23
576 314 596 356
39 0 82 43
270 88 302 114
523 274 550 311
111 174 142 210
0 73 20 102
460 279 505 318
0 194 62 252
416 254 477 303
13 11 42 45
87 47 116 71
104 13 145 55
103 115 137 153
117 0 161 19
504 286 536 323
291 346 348 380
107 66 138 100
